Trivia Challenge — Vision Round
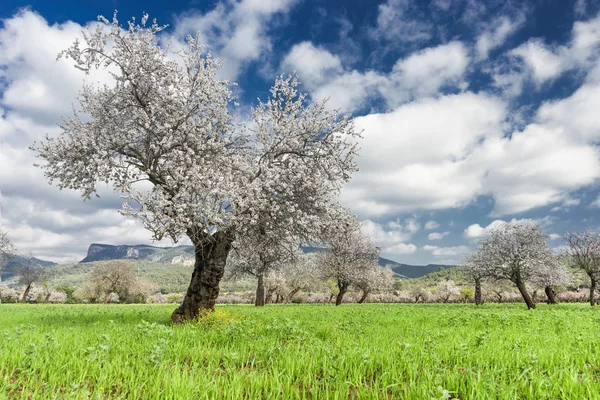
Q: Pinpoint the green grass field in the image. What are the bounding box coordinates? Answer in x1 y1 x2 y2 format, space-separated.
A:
1 303 599 399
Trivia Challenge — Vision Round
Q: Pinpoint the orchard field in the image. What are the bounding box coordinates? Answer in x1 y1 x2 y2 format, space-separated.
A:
1 304 600 399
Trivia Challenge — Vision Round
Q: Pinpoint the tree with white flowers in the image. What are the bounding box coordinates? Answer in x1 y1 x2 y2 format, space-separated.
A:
32 13 359 321
0 224 16 303
467 223 559 309
531 257 571 304
564 231 600 306
354 265 394 303
435 279 460 303
16 254 47 303
463 251 488 305
0 230 15 283
226 232 300 306
319 212 380 306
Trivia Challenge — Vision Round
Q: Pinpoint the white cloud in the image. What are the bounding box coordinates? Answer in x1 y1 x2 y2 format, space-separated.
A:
360 219 412 247
575 0 587 17
549 233 562 240
360 219 419 257
381 41 470 107
281 42 343 88
494 13 600 93
173 0 298 80
428 231 450 240
475 14 525 61
370 0 432 44
509 40 566 85
463 216 553 239
281 41 470 112
423 245 470 257
424 220 439 230
341 92 507 217
386 242 418 255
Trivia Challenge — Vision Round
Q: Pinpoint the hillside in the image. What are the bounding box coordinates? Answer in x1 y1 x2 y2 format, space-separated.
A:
0 255 56 281
0 243 457 293
81 243 455 279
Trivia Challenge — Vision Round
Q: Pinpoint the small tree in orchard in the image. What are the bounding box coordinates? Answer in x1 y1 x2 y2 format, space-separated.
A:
226 233 300 306
467 223 557 309
0 229 15 262
564 231 600 306
278 255 318 302
354 266 394 303
531 258 571 304
84 260 154 303
0 228 16 285
320 213 380 306
435 279 460 303
463 252 487 305
32 14 359 321
16 255 47 303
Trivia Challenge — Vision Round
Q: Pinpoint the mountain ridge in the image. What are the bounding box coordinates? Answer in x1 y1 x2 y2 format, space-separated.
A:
80 243 456 278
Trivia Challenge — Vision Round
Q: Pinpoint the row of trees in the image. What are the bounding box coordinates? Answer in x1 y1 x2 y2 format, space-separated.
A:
465 223 600 309
225 210 394 307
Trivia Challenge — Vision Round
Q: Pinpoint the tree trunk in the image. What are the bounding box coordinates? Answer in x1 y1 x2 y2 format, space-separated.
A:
515 279 536 309
545 285 558 304
335 281 348 306
20 283 31 303
171 231 233 323
357 289 369 304
590 278 597 306
255 273 266 307
286 287 301 302
474 278 483 305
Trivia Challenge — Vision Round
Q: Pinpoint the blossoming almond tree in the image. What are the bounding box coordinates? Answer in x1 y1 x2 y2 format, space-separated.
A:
564 231 600 306
32 14 359 322
0 229 15 264
354 265 394 303
467 223 559 309
226 232 300 306
319 211 380 306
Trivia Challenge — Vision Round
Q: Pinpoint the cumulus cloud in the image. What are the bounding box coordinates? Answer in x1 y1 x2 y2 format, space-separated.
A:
463 216 552 239
341 92 507 217
281 41 470 112
423 245 470 257
360 219 419 258
494 13 600 93
370 0 433 44
173 0 298 80
475 14 525 61
424 220 440 230
386 242 418 255
428 231 450 240
280 42 343 88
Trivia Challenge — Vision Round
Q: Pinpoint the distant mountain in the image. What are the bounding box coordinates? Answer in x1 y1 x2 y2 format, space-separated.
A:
0 255 56 281
80 244 454 279
388 263 454 279
81 243 194 263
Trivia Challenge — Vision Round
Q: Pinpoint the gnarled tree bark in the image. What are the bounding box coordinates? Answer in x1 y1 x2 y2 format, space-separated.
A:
357 289 369 304
474 277 483 306
590 278 597 306
255 273 266 307
335 281 349 306
545 285 558 304
515 279 536 309
171 230 233 323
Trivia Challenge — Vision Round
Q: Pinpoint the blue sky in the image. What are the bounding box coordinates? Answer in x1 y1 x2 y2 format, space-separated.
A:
1 0 600 265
